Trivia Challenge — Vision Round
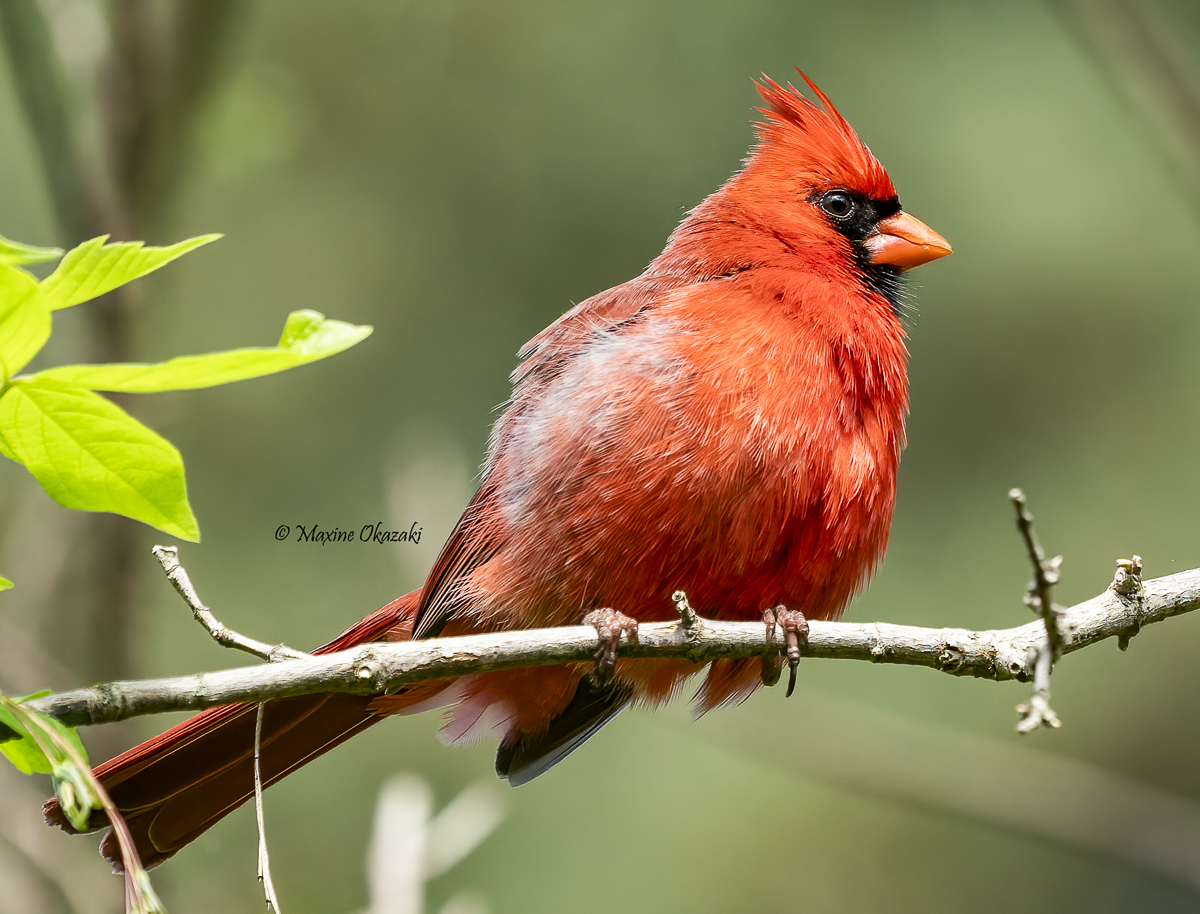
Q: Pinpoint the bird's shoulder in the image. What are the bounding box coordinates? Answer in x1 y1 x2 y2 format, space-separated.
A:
513 272 683 385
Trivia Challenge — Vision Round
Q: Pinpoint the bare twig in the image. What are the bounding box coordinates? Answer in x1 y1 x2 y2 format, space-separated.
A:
1015 643 1062 733
25 565 1200 730
1009 489 1064 656
152 546 307 662
254 703 282 913
1009 489 1067 732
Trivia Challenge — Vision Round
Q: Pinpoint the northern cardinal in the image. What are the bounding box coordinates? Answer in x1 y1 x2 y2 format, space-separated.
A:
46 72 950 869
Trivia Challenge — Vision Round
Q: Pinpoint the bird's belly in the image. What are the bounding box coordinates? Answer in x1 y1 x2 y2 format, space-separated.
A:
472 409 896 629
467 306 902 630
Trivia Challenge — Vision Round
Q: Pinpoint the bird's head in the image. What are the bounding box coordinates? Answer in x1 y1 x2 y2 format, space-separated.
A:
696 72 951 308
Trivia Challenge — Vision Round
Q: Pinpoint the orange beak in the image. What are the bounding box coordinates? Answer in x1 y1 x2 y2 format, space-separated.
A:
864 211 951 271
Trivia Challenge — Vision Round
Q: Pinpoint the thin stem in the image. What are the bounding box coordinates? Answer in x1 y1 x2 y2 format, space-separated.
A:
152 546 307 662
254 703 282 912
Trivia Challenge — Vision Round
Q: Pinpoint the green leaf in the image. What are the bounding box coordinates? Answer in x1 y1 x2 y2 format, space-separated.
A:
34 309 373 392
0 235 63 265
0 694 87 774
38 233 221 311
0 262 50 375
277 308 371 355
0 704 51 773
48 727 100 832
52 758 102 832
0 734 50 772
30 707 88 767
0 694 96 828
0 575 12 591
129 869 168 914
0 378 199 540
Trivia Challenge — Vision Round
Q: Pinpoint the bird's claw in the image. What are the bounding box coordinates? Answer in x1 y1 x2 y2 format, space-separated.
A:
583 608 638 677
761 609 783 687
762 605 808 697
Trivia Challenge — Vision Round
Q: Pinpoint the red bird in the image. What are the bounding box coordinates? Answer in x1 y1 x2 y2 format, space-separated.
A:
46 72 950 868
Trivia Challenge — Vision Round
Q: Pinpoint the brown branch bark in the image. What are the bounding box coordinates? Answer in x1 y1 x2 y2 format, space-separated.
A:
24 566 1199 730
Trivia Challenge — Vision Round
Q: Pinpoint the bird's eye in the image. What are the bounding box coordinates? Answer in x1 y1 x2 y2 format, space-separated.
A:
819 191 855 220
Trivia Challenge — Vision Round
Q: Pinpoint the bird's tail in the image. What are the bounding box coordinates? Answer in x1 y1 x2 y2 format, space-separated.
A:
43 590 450 870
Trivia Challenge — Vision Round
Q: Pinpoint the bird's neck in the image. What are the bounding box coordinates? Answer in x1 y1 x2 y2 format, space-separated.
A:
647 193 814 282
649 193 910 419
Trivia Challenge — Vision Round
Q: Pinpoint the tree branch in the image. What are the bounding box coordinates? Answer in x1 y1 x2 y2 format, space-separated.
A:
25 565 1200 730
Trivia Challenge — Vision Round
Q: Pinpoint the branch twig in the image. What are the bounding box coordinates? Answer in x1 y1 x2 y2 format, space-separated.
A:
1009 489 1064 655
1009 489 1066 732
254 703 282 913
151 546 307 662
26 566 1200 730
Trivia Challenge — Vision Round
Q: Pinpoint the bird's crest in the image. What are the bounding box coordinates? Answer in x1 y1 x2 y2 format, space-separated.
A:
754 71 895 201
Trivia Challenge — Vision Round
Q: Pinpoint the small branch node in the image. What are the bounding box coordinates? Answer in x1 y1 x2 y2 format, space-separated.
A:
1016 692 1063 733
1112 555 1145 650
671 590 701 633
937 643 964 672
870 624 888 660
353 656 389 692
1016 637 1061 732
1111 555 1144 596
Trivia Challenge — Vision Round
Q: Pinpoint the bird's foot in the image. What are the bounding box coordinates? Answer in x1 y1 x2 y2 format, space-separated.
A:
761 608 783 688
583 608 639 677
762 606 808 697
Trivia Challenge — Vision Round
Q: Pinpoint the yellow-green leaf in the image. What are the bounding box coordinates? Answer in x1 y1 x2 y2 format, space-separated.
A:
0 262 50 375
0 235 63 265
35 309 372 392
0 378 199 540
38 233 221 311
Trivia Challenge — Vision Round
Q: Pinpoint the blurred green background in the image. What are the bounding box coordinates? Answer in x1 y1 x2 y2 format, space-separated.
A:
1 0 1199 912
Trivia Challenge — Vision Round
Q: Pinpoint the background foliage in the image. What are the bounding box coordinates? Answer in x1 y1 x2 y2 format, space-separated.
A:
0 1 1198 912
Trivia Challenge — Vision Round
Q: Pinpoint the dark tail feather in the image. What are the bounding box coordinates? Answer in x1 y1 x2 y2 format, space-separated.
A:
495 676 632 787
109 694 387 868
44 591 433 869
